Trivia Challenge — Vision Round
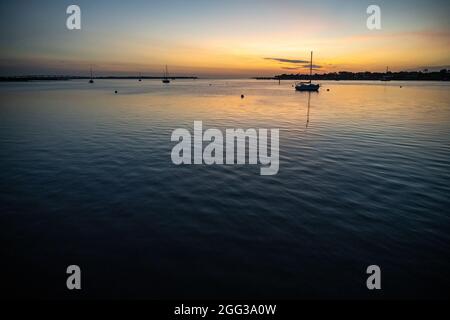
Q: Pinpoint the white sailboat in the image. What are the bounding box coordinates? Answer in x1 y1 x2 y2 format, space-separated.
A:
295 51 319 92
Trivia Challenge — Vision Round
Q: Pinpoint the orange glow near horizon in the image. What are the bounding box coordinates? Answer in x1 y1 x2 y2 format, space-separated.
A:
3 28 449 77
0 1 449 77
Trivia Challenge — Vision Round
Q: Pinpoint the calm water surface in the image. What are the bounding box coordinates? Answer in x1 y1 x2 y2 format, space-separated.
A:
1 79 449 298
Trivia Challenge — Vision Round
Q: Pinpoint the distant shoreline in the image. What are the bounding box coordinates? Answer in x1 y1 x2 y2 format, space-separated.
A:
1 71 449 82
256 70 449 81
0 76 198 82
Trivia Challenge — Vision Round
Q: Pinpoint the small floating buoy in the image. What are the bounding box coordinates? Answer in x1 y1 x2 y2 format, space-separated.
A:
115 90 118 94
241 94 244 99
400 86 402 88
327 89 330 91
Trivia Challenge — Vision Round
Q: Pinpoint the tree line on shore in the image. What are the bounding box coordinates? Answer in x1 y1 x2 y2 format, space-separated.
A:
256 69 449 81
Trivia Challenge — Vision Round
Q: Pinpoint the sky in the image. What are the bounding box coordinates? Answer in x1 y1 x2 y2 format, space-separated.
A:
0 0 449 77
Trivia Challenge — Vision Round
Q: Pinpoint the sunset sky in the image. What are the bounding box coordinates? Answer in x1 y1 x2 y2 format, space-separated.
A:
0 0 449 77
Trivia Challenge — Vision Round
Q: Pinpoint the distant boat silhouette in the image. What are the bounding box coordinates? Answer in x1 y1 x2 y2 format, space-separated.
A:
138 72 142 82
89 66 94 84
295 51 319 92
162 65 170 84
381 66 392 81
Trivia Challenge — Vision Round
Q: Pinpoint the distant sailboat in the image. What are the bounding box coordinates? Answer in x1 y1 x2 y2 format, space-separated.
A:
381 66 392 81
89 65 94 84
295 51 319 92
138 72 142 82
162 65 170 84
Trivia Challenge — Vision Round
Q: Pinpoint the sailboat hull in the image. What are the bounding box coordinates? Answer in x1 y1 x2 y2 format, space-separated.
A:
162 79 170 83
295 83 319 91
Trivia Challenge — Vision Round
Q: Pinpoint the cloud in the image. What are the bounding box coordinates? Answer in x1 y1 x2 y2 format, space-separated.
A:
280 64 323 72
264 57 309 64
264 57 322 71
302 64 322 69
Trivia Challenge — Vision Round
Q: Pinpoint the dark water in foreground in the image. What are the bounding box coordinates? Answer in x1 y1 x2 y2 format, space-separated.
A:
1 79 449 299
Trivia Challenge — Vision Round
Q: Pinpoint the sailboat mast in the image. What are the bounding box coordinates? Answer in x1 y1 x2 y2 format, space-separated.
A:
310 51 313 83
